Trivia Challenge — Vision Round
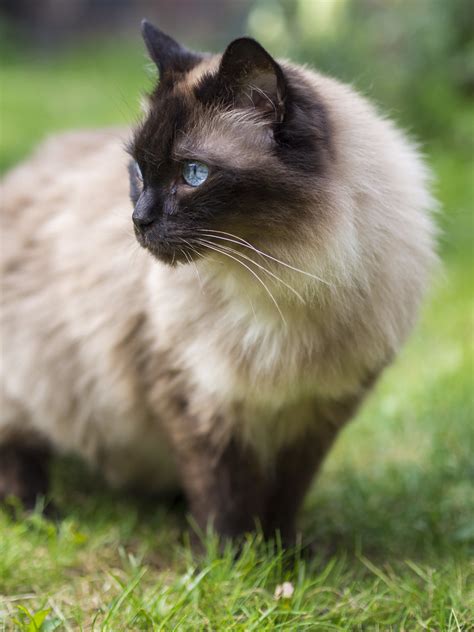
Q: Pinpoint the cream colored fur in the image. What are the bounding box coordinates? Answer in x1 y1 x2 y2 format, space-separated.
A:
0 65 437 490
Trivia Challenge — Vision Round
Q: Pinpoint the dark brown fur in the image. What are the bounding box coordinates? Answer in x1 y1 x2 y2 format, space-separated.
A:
156 387 368 543
129 29 331 266
0 443 51 510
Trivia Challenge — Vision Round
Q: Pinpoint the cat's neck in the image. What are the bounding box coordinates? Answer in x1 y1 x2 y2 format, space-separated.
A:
197 254 321 332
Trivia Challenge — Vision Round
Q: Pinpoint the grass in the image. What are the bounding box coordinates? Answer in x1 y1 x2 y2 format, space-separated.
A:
1 40 473 630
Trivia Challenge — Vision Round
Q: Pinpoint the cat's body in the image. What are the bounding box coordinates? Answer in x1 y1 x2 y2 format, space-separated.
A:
0 23 436 540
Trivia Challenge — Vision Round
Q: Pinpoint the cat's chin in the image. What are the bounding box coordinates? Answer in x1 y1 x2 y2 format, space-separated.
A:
150 249 182 267
142 245 177 266
140 241 195 267
134 230 186 266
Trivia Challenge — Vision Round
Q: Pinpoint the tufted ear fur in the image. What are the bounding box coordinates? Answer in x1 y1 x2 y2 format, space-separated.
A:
217 37 287 122
141 19 202 78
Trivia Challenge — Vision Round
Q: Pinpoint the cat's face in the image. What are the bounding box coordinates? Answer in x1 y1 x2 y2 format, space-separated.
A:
129 21 330 265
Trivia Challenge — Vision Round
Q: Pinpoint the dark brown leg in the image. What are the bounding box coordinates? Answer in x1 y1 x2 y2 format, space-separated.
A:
263 395 365 544
263 428 338 544
166 390 369 545
174 424 341 543
177 426 339 545
0 443 51 510
176 435 268 540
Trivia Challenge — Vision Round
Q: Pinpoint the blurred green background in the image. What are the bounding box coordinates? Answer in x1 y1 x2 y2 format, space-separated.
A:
1 1 473 628
1 0 473 261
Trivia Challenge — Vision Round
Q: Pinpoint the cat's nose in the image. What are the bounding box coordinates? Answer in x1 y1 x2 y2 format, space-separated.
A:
132 212 154 231
132 190 156 231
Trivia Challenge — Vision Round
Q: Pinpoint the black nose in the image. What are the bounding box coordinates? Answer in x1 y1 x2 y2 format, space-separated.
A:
132 212 154 231
132 190 156 231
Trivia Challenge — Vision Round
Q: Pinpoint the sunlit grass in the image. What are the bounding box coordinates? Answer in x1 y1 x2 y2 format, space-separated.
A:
1 41 473 630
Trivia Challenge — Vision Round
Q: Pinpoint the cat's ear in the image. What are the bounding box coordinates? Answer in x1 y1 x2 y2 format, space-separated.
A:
141 20 201 78
218 38 287 122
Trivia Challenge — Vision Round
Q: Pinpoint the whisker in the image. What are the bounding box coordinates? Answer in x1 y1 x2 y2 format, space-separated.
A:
179 239 205 291
197 229 267 264
179 247 200 289
190 257 204 291
197 229 333 287
179 247 189 264
186 239 256 321
198 236 306 304
195 239 287 327
125 240 142 267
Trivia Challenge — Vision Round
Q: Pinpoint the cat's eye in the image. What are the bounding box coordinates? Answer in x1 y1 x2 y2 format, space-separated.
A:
182 161 209 187
134 161 143 181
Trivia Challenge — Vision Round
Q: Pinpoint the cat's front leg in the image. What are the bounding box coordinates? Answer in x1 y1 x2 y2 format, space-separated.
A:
263 427 339 545
263 395 366 545
172 432 268 540
174 425 335 546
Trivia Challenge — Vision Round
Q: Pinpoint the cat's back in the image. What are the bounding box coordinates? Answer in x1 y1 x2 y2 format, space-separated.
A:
1 129 130 262
1 128 149 326
0 129 160 476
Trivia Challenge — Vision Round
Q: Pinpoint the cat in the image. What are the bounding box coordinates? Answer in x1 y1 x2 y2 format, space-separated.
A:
0 20 437 542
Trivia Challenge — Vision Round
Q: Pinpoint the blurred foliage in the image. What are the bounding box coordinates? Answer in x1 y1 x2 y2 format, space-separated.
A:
248 0 474 148
1 0 473 156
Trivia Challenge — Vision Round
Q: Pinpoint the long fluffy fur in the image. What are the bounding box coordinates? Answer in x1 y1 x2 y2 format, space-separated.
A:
0 54 437 493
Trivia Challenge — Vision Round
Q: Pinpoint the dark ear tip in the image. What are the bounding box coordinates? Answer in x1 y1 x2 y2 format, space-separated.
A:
226 37 268 53
141 19 166 41
229 36 260 45
141 19 154 37
222 37 280 70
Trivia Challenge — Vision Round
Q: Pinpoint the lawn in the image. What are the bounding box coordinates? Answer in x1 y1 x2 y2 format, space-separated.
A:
0 41 473 631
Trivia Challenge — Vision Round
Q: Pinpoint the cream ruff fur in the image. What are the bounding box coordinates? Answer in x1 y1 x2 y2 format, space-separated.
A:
0 63 437 497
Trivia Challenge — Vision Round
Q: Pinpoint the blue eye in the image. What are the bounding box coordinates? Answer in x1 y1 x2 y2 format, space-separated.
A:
183 161 209 187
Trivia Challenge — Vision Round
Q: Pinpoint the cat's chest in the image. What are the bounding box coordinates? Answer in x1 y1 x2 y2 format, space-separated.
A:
148 266 362 409
149 268 301 397
175 313 318 408
167 329 319 454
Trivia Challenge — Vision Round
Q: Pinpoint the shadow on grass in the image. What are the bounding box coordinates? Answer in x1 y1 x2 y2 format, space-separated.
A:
37 433 472 567
49 455 188 540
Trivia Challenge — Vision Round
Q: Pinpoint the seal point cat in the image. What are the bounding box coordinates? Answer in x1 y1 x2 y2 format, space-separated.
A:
0 21 437 543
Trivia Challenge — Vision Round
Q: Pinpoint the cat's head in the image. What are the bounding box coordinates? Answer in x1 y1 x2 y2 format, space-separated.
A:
128 20 331 266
